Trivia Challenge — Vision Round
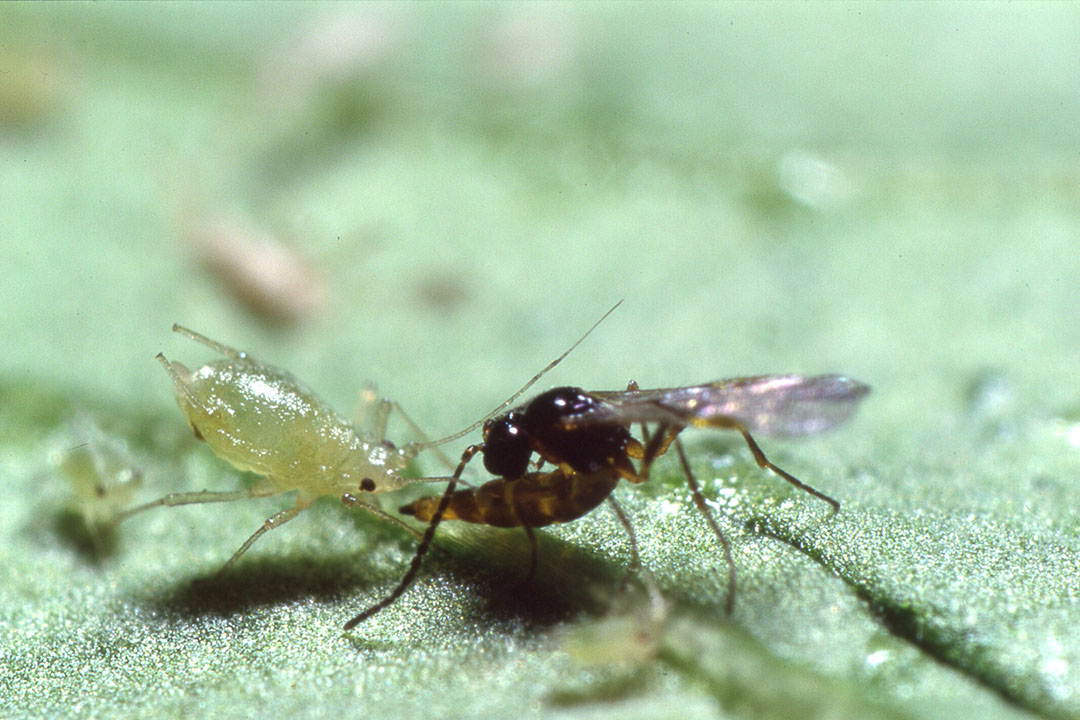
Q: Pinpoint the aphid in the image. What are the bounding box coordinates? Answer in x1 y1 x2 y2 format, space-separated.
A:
52 411 144 554
116 324 441 575
547 591 669 707
0 41 67 128
346 363 869 627
183 214 328 326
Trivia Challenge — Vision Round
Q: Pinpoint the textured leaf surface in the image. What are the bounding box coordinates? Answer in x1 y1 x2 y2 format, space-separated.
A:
3 5 1079 719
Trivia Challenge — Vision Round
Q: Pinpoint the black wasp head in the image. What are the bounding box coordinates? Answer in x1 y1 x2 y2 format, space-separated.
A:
481 411 531 477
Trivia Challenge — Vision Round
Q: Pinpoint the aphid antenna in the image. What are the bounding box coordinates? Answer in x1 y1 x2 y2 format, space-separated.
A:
411 299 623 451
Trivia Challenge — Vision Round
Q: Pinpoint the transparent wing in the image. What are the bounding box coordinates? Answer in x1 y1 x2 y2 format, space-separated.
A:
580 375 870 437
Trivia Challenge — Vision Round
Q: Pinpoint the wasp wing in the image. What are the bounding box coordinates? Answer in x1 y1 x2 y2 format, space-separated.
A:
579 375 870 437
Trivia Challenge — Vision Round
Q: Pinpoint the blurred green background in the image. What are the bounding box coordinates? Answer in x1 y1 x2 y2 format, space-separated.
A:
3 4 1080 719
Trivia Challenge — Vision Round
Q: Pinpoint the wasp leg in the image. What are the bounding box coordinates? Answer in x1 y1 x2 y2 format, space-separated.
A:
635 423 681 484
693 416 841 512
674 438 736 616
607 496 664 614
606 496 641 575
344 444 481 629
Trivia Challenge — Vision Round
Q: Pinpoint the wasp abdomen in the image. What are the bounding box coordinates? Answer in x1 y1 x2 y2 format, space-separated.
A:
401 469 620 529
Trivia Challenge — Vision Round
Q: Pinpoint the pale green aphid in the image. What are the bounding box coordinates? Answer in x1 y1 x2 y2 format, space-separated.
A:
53 411 144 553
117 324 443 576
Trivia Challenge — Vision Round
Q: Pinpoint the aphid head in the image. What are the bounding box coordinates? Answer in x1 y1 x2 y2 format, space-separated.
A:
481 411 531 477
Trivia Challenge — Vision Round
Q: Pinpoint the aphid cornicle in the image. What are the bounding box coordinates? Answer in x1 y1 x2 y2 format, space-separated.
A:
116 324 440 576
346 351 869 627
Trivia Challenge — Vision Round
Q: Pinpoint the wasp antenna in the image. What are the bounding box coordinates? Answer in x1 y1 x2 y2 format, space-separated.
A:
418 300 623 449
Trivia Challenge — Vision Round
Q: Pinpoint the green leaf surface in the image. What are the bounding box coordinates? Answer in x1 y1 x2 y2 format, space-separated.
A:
3 4 1079 719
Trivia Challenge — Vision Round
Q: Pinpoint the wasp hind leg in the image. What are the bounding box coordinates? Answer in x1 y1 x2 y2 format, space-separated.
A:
607 495 663 614
674 437 736 616
694 416 841 512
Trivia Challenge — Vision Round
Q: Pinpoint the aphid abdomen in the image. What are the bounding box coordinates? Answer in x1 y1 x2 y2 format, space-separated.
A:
168 357 362 488
401 470 620 529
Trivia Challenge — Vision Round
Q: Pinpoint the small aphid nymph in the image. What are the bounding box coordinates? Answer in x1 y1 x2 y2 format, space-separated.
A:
53 412 144 553
183 214 328 326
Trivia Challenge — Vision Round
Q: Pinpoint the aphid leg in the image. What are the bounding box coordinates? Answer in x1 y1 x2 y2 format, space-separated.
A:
520 525 538 585
695 417 840 512
353 384 386 437
114 487 277 525
212 504 302 578
170 324 249 360
340 492 427 542
356 387 456 472
607 496 664 617
674 438 736 616
343 444 481 630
